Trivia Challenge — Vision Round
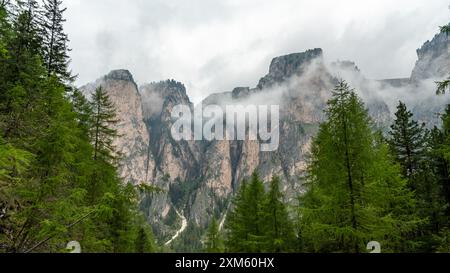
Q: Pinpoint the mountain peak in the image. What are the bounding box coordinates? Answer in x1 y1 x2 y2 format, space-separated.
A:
104 69 135 82
257 48 324 89
142 79 187 97
411 25 450 81
269 48 323 73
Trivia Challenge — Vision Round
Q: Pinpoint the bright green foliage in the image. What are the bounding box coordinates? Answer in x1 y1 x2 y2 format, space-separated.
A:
300 81 421 253
0 3 156 253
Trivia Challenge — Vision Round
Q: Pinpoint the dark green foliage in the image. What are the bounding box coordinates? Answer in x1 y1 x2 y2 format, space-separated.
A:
171 222 203 253
135 226 156 253
41 0 72 81
91 86 120 164
389 101 427 181
262 177 296 252
225 173 296 253
389 102 449 251
205 217 224 253
164 206 179 227
225 174 265 252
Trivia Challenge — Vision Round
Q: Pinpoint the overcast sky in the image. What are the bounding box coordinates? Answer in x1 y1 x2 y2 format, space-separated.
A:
64 0 450 103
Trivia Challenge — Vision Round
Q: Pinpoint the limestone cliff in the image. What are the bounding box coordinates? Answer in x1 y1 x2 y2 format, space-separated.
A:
80 26 450 245
80 70 154 185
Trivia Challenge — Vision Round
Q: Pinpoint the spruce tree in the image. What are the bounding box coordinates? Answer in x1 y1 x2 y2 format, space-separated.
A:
388 102 448 250
11 0 42 56
205 217 224 253
41 0 71 80
240 173 266 252
431 106 450 218
70 89 93 138
134 227 154 253
225 179 248 252
262 176 295 253
225 173 267 252
389 101 426 182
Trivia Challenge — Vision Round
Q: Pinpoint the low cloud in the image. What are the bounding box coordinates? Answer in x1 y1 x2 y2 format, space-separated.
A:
64 0 450 104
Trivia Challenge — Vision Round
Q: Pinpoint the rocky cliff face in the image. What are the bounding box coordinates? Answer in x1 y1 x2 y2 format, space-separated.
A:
81 26 449 245
80 70 153 185
411 27 449 82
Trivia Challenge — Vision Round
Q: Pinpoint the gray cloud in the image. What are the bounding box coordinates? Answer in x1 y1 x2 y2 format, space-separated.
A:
64 0 450 104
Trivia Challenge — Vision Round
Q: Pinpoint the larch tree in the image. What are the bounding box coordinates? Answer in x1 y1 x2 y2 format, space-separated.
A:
300 81 421 253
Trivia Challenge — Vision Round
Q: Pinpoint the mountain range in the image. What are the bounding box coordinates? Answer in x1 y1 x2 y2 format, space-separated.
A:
80 27 450 246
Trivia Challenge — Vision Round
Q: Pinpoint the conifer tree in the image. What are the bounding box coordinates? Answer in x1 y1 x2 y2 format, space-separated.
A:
224 179 247 252
91 86 120 164
430 106 450 218
70 89 93 138
134 227 155 253
41 0 71 80
205 217 224 253
389 101 427 182
240 173 266 252
262 176 295 253
300 81 421 253
225 173 267 252
388 102 448 250
0 2 156 253
11 0 42 56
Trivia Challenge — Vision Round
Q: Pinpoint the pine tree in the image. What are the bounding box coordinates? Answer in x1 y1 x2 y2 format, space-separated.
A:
205 217 224 253
300 81 421 253
389 101 427 182
41 0 71 80
262 176 295 253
